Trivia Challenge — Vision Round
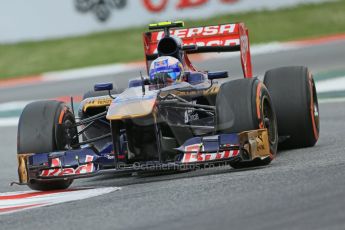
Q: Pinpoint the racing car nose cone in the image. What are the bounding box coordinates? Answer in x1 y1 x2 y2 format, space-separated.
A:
106 88 158 120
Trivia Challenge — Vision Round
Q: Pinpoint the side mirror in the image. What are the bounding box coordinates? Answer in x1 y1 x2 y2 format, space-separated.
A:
94 83 113 92
208 71 229 80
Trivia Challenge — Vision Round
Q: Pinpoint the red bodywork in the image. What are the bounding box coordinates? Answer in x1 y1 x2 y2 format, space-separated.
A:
143 22 252 78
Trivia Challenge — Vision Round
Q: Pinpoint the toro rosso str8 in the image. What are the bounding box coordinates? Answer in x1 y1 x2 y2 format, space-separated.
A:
15 21 320 191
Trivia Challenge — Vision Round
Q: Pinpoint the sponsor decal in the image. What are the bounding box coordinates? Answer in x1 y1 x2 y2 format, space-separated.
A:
83 97 112 112
86 98 113 106
181 144 239 163
187 39 240 47
142 0 239 12
184 112 199 123
40 155 95 177
142 0 168 12
75 0 239 21
152 38 240 54
184 100 199 123
154 58 169 71
147 24 240 55
154 24 237 40
75 0 127 22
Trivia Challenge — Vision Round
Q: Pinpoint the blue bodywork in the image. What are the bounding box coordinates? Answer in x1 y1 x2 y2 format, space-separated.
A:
27 133 243 181
26 71 244 181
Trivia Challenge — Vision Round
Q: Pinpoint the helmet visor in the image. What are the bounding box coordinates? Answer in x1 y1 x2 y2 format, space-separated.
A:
150 67 181 82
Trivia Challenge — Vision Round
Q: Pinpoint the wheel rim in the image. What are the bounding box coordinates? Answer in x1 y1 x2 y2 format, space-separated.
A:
262 97 277 146
311 79 320 133
64 119 74 149
59 113 78 150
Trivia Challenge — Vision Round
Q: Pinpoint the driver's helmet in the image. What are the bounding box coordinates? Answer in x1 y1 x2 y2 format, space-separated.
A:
149 56 184 85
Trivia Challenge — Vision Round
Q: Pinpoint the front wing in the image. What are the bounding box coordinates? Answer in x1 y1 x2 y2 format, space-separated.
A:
16 129 270 184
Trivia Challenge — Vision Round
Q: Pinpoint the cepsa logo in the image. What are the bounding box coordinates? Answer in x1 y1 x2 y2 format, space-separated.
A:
147 24 240 54
142 0 239 12
155 24 237 40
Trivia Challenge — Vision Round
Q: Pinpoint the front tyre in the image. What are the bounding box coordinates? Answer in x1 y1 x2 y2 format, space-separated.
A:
18 100 77 190
216 78 278 169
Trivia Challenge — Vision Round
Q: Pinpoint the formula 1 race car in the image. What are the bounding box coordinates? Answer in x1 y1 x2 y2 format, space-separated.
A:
15 21 320 191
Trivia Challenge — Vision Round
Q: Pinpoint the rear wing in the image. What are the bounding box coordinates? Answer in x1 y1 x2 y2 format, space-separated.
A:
143 23 253 78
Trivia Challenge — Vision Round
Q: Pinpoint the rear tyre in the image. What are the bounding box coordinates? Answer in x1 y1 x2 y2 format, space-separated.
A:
264 66 319 149
18 100 77 190
216 78 278 169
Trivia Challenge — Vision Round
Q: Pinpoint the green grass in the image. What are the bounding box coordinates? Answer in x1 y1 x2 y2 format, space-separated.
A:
1 0 345 79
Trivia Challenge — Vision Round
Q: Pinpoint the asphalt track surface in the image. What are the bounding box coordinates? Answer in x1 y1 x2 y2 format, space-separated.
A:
1 40 345 230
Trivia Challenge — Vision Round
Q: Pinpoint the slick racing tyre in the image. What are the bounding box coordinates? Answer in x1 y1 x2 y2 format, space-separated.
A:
216 78 278 169
18 100 77 190
264 66 319 149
